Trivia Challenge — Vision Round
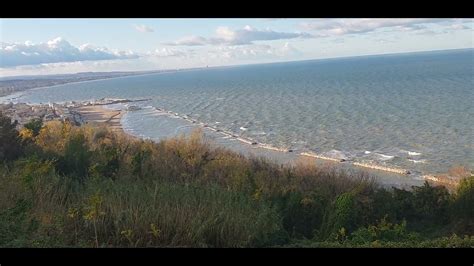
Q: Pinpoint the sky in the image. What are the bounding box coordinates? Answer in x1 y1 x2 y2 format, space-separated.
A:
0 18 473 77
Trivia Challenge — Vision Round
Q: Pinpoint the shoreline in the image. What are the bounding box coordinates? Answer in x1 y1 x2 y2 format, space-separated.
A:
82 104 429 189
74 105 124 133
134 105 416 176
2 99 466 188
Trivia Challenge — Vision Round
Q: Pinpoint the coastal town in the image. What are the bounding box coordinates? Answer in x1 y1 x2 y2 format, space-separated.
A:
0 98 144 131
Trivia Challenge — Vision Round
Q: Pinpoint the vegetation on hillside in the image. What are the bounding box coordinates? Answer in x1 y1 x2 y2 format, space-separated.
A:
0 112 472 247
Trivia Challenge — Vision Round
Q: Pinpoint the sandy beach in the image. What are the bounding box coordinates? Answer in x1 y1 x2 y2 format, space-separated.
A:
75 105 124 133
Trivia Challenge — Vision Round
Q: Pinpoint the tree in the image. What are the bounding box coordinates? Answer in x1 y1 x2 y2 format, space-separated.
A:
412 182 451 224
23 118 43 137
0 112 22 162
452 176 474 234
58 132 91 182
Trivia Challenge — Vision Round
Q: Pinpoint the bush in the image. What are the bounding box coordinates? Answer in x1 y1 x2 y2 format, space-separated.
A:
350 217 420 244
0 120 472 247
0 199 37 247
411 182 451 225
24 118 43 137
57 132 91 182
0 112 23 162
274 191 328 239
451 176 474 234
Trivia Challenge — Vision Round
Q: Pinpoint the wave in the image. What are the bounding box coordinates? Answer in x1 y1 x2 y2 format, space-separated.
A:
375 153 395 161
399 149 422 156
251 131 267 136
123 104 419 177
409 159 427 164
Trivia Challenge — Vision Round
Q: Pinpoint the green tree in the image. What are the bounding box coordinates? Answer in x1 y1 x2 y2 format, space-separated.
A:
0 112 23 162
452 176 474 234
412 182 451 224
58 132 91 182
23 118 43 137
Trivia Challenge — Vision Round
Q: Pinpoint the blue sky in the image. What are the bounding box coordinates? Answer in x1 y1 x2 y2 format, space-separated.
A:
1 18 472 76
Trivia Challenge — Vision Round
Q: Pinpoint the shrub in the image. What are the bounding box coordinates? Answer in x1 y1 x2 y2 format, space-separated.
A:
350 217 420 245
24 118 43 137
451 176 474 234
0 112 23 162
1 119 472 247
412 182 451 225
0 199 37 247
57 132 91 181
274 191 328 239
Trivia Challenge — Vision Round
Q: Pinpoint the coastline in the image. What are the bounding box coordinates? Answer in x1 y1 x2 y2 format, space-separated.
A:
0 70 178 98
74 105 124 133
82 104 429 189
1 97 464 189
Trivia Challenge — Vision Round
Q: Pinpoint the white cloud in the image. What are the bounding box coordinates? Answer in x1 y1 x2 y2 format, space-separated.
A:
148 47 189 57
449 24 471 30
208 42 301 60
278 42 302 56
165 36 208 46
134 24 154 33
165 25 311 46
0 37 139 67
299 19 455 36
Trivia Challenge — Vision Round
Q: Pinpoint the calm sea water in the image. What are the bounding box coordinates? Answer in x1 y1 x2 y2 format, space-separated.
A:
5 49 474 176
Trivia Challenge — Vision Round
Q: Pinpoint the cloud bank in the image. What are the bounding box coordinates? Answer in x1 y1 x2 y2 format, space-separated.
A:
299 19 463 36
165 25 311 46
0 37 138 67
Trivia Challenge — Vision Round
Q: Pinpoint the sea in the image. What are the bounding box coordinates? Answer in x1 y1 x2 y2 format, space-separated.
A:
2 49 473 184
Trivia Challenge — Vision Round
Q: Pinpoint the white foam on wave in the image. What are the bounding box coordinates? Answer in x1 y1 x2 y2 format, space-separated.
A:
400 149 422 156
409 159 426 164
240 127 248 131
375 153 395 161
364 151 371 154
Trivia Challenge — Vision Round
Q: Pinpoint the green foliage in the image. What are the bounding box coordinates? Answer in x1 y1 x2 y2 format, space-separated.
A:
58 132 91 181
89 145 120 180
274 191 329 239
285 234 474 248
350 217 420 244
0 120 472 247
131 149 150 179
0 112 23 162
411 182 451 224
453 176 474 220
451 176 474 234
24 118 43 137
0 199 38 247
